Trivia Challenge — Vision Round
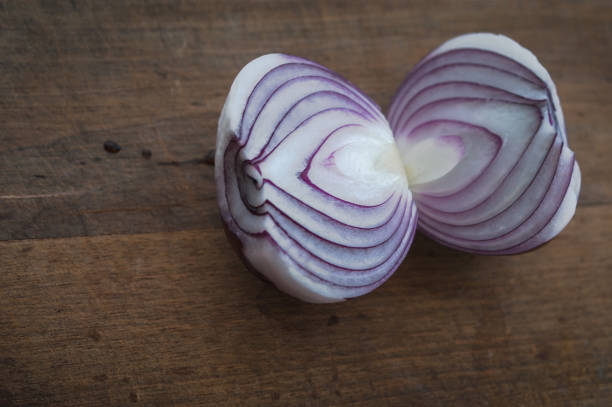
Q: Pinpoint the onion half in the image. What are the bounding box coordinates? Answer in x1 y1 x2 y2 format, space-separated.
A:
389 33 581 254
216 54 416 303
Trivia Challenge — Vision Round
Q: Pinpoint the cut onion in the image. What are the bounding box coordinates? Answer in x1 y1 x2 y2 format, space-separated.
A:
216 54 416 303
389 33 580 254
216 33 580 303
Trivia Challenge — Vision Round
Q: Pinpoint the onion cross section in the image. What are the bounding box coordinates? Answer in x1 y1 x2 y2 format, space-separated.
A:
389 33 580 254
216 54 417 303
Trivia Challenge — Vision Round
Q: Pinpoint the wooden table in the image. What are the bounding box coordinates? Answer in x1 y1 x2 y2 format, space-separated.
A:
1 1 611 405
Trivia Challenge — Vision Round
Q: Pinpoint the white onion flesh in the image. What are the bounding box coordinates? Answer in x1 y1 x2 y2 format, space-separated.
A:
216 54 416 303
389 33 580 255
216 33 580 303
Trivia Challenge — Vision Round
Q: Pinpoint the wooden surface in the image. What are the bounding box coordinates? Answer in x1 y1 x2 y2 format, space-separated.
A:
1 1 611 405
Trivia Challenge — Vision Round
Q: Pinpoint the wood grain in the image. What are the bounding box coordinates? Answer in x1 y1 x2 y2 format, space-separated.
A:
1 0 611 405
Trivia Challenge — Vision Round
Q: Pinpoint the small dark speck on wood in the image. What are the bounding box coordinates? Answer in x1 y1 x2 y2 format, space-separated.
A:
103 140 121 154
327 315 339 326
141 149 152 159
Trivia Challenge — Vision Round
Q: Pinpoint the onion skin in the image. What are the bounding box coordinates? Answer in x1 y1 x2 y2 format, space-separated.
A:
389 33 580 255
216 54 416 303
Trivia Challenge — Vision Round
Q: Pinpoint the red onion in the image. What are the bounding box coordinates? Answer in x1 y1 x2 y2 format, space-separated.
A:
216 54 417 303
389 33 580 254
216 33 580 302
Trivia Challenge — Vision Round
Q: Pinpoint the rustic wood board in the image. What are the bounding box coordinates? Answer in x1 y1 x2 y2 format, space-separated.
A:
1 1 611 405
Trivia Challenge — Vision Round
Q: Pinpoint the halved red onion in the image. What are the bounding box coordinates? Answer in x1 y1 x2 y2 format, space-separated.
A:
217 34 580 302
216 54 417 303
389 33 580 254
